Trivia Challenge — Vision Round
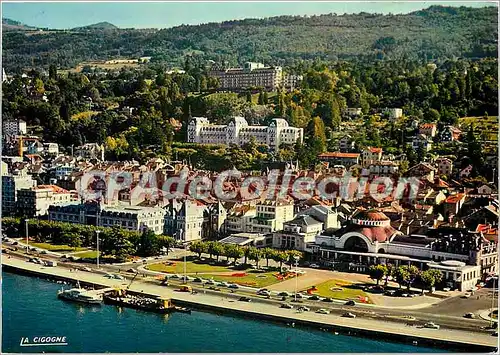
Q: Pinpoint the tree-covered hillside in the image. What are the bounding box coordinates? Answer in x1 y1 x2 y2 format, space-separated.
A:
2 5 497 71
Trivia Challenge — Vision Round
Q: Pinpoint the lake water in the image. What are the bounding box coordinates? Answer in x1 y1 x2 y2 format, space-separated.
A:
2 272 444 353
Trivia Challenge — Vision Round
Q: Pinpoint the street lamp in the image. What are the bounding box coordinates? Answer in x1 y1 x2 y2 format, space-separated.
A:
96 230 101 269
25 219 29 254
294 255 300 302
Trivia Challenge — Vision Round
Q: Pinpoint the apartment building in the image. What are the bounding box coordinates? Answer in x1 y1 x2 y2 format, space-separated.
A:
208 62 283 91
362 147 383 166
17 185 76 217
164 199 205 242
2 169 37 216
48 203 166 234
2 118 27 137
187 116 303 151
251 199 294 234
224 204 257 234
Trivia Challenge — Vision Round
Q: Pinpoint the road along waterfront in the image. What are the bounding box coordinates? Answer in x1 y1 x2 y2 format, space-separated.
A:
2 256 497 352
3 271 446 353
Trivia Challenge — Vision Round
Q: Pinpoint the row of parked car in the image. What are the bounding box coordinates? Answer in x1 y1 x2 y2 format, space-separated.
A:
28 257 57 267
279 303 356 318
165 274 241 289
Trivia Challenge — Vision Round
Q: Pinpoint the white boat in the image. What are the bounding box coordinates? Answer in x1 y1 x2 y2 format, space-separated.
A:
57 281 102 305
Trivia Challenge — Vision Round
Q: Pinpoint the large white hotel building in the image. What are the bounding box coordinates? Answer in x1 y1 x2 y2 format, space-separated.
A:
187 117 303 150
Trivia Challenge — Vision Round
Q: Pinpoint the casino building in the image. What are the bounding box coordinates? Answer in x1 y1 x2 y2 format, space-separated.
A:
307 209 496 291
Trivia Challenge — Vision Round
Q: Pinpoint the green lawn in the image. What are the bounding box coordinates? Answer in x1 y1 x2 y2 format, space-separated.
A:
146 259 244 274
201 270 284 288
311 279 372 303
72 250 100 259
29 242 87 252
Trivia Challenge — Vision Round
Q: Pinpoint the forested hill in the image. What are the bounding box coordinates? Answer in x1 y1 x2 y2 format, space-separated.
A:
2 5 498 72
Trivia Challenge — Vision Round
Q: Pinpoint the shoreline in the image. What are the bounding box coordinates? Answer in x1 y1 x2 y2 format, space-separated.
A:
2 259 498 352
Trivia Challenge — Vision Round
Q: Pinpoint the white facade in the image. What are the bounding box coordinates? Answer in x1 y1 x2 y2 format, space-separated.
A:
3 119 27 137
283 74 303 90
164 199 205 242
427 260 481 292
209 62 283 91
74 143 105 161
383 108 403 119
187 117 303 151
43 143 59 156
273 216 323 251
412 134 433 151
17 185 75 217
435 157 454 177
251 199 294 234
224 205 257 234
344 108 362 117
101 206 166 234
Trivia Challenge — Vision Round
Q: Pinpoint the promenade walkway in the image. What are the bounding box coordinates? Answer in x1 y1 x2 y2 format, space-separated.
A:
3 257 497 349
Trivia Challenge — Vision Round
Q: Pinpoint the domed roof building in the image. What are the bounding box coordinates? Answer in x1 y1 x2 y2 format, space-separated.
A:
329 209 402 253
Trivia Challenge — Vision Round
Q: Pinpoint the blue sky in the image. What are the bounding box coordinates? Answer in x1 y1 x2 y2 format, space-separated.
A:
2 1 496 29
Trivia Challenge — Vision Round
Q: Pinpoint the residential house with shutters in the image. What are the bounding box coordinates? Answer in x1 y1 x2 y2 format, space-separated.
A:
435 157 454 177
419 123 438 138
412 134 433 151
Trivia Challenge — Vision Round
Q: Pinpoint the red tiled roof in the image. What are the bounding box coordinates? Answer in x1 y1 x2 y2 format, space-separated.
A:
445 193 465 204
344 223 398 243
420 123 437 129
35 185 70 194
354 209 390 221
369 147 382 153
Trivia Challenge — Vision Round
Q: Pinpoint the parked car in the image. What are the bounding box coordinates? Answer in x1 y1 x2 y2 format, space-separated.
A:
278 291 290 297
345 300 356 306
193 277 203 283
217 281 229 287
423 322 440 329
170 274 180 279
385 290 396 297
228 284 239 289
464 312 475 319
316 308 330 314
280 303 294 309
297 306 310 312
40 250 48 254
309 295 320 301
342 312 356 318
113 274 124 280
12 241 18 245
205 279 215 285
238 297 251 302
309 264 320 268
294 293 303 299
82 267 92 272
257 289 270 296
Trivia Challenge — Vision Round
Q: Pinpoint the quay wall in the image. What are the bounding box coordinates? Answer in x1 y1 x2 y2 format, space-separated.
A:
2 262 497 353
